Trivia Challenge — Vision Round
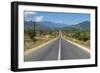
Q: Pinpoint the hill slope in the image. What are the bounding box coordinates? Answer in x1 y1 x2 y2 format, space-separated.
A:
24 21 51 31
62 21 90 31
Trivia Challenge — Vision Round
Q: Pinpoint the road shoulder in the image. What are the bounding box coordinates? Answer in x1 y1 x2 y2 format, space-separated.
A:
25 38 58 55
62 37 90 53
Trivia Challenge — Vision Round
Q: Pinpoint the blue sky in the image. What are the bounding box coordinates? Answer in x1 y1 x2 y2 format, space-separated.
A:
24 11 90 25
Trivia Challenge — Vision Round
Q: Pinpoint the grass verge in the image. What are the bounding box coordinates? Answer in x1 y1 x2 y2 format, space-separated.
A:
24 34 56 51
64 36 90 49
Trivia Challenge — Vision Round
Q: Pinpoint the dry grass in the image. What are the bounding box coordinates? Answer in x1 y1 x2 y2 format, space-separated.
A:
24 34 55 51
65 36 90 49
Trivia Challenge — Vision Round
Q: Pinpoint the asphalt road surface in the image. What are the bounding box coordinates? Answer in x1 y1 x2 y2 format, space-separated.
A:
24 37 90 62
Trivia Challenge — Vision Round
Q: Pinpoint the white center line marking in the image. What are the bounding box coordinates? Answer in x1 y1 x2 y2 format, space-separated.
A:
58 38 61 60
58 30 61 60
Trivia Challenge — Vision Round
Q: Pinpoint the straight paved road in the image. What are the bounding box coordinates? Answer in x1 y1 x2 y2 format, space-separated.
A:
24 38 59 61
24 37 90 62
60 38 90 60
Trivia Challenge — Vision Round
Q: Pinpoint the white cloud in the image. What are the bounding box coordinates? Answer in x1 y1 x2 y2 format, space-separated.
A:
35 16 44 22
24 11 37 16
24 11 37 21
24 11 44 22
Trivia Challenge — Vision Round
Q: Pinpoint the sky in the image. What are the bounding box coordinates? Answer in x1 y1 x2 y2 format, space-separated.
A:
24 11 90 25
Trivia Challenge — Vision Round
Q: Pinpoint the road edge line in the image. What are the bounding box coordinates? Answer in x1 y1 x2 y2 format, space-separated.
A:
25 38 58 55
63 37 90 53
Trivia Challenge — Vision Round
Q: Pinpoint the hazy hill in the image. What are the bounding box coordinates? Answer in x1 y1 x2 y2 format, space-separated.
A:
24 21 51 31
24 21 90 31
24 21 68 31
62 21 90 31
40 21 68 29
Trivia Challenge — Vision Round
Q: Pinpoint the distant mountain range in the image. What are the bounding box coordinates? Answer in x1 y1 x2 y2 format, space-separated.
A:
24 21 68 31
24 21 90 31
24 21 51 31
62 21 90 31
39 21 68 29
